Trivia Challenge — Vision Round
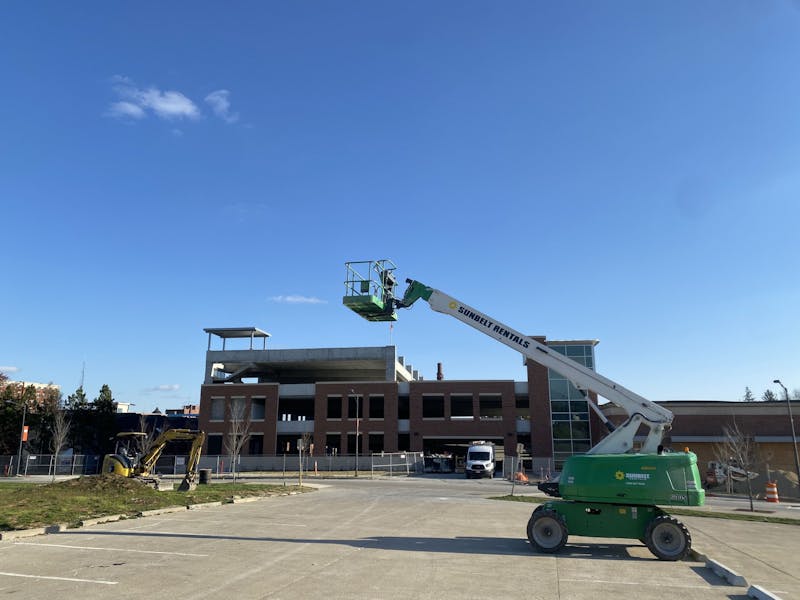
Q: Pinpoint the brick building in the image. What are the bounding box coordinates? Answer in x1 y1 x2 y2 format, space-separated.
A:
197 327 800 488
0 381 60 407
602 400 800 482
197 327 604 468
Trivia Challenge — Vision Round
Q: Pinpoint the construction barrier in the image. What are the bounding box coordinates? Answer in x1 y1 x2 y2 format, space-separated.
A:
765 481 780 503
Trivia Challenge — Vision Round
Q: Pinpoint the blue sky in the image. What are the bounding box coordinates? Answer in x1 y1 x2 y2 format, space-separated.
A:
2 2 799 411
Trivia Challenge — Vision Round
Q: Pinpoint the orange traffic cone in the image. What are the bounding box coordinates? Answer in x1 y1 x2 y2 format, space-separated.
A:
515 471 529 484
765 481 780 503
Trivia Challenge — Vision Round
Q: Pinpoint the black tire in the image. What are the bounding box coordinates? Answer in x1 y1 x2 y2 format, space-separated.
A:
644 515 691 561
526 509 568 553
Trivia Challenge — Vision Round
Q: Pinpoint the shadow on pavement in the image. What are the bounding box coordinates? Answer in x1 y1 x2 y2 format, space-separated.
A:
56 529 658 560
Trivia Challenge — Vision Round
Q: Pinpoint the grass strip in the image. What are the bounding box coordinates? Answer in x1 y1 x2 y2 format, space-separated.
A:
490 494 800 526
0 475 309 531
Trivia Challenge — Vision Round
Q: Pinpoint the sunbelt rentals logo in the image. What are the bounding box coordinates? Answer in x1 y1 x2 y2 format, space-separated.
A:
615 470 651 484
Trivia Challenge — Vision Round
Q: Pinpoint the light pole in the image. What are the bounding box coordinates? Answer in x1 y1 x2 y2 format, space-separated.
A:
774 379 800 493
351 389 360 478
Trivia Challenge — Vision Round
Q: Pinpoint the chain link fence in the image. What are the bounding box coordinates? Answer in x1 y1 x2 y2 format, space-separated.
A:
0 452 427 478
0 454 101 477
197 452 425 476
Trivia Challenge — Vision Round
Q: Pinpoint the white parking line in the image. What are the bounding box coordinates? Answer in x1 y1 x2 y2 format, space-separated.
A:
0 571 117 585
14 542 207 557
562 578 719 590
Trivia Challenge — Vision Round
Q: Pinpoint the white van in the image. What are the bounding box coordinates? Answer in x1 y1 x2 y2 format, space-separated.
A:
465 441 495 478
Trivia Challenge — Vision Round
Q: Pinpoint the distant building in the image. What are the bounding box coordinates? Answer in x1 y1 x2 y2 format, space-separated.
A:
165 404 199 416
601 400 800 481
0 381 60 407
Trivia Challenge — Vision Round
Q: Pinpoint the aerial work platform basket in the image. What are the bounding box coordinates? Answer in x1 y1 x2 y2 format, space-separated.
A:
343 260 399 322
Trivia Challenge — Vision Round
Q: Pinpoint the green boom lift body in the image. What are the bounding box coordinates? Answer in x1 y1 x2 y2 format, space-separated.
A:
343 261 705 560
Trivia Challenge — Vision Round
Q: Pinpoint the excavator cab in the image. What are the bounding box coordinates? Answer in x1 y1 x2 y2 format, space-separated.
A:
102 432 148 476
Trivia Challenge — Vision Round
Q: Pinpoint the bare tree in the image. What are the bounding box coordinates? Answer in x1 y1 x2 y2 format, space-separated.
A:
135 414 158 459
224 398 251 483
50 407 71 482
299 431 314 485
713 422 758 511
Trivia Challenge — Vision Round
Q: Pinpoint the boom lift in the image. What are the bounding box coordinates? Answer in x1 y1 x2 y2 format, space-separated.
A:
343 260 704 560
102 428 206 492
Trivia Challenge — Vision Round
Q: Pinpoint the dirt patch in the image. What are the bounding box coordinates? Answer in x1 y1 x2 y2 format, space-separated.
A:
52 474 153 493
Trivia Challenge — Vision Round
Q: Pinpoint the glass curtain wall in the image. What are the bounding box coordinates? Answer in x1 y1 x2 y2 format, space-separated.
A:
548 344 595 469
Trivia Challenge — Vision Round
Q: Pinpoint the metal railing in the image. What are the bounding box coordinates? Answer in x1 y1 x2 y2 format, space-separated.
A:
0 452 427 478
197 453 425 476
0 454 101 477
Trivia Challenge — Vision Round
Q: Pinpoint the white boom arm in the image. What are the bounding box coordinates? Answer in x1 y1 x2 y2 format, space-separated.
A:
398 280 672 454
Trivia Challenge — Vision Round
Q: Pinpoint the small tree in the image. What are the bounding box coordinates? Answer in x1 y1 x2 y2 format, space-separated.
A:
742 387 755 402
713 422 758 511
93 384 117 413
66 386 89 410
50 406 71 482
92 385 118 454
224 398 251 483
762 389 777 402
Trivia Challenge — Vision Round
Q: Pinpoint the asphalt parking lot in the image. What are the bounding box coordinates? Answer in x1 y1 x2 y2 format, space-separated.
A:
1 476 798 599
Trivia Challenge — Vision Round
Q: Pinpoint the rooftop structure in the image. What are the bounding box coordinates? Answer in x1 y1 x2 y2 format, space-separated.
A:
204 327 419 385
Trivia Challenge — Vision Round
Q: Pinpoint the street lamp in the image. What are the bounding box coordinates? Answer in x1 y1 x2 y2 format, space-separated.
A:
773 379 800 494
351 389 360 478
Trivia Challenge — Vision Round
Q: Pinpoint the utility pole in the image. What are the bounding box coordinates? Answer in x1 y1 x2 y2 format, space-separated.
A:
774 379 800 494
16 383 27 477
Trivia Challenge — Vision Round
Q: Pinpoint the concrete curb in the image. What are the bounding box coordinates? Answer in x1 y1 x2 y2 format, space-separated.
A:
138 506 188 517
688 547 707 563
0 492 294 541
692 547 785 598
748 584 785 600
187 501 224 510
0 524 63 541
80 514 128 527
707 558 747 587
231 496 262 503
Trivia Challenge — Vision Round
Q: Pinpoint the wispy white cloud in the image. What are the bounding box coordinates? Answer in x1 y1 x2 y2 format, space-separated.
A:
107 75 201 121
205 89 239 123
0 366 20 374
107 101 145 119
139 89 200 120
144 384 181 393
269 295 327 305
